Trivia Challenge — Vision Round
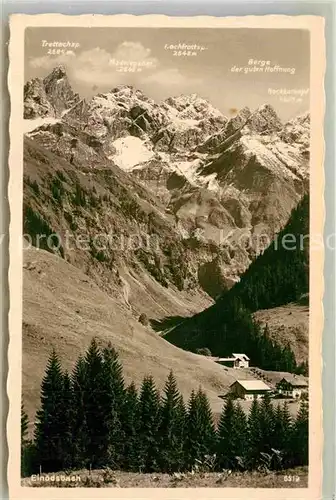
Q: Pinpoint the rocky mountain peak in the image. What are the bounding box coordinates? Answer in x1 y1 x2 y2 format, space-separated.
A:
43 65 67 83
292 111 310 126
280 111 310 147
248 104 282 134
165 93 202 109
110 84 151 103
42 66 80 117
164 93 224 121
24 77 55 119
24 66 79 120
224 106 252 136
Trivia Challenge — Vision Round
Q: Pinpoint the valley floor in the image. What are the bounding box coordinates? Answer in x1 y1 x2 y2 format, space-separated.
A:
22 467 308 488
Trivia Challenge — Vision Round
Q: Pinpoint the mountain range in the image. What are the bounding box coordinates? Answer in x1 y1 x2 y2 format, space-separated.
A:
24 65 309 297
22 66 310 420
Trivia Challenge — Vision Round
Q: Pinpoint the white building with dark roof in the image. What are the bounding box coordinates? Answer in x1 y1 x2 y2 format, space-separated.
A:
276 376 308 399
216 353 250 369
228 379 272 400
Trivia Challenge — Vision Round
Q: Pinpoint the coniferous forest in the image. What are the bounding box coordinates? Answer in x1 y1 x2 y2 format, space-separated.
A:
165 195 309 375
21 339 308 477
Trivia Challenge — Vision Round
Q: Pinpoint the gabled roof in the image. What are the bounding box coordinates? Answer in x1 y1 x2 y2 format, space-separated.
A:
277 376 308 388
232 353 250 361
231 379 271 391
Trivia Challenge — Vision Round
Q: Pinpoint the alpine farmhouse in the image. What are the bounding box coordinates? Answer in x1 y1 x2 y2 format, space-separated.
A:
227 380 272 400
216 353 250 369
276 376 308 399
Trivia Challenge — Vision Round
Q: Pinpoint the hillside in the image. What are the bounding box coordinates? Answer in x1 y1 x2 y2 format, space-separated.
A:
164 195 309 370
253 303 309 364
23 136 214 320
22 245 258 427
23 245 307 426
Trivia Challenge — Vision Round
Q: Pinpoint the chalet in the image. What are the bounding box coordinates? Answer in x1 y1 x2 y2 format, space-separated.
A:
276 376 308 399
216 353 250 369
228 380 272 400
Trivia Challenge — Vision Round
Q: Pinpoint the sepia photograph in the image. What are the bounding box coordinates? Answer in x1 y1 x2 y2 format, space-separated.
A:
7 14 325 498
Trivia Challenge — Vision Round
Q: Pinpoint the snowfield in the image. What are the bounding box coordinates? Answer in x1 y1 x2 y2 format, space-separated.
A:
108 136 154 171
23 117 60 134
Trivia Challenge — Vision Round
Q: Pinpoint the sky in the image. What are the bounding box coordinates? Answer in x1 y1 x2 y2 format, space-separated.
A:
25 27 310 121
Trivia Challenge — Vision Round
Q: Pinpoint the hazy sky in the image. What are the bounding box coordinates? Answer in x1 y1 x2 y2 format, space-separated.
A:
25 27 310 121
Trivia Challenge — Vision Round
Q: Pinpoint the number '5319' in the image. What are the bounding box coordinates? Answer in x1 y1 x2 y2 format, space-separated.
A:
284 475 300 482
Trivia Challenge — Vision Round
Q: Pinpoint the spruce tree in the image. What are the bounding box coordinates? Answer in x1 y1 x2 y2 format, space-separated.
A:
272 402 292 468
196 389 217 463
82 338 106 468
217 399 248 470
184 390 198 469
21 404 29 445
34 349 65 472
71 355 88 468
259 392 275 455
176 394 187 468
58 371 74 469
234 401 248 468
217 398 237 469
101 343 126 468
291 401 309 466
158 371 185 472
247 399 262 469
138 375 161 472
184 388 216 470
121 382 140 471
21 404 34 477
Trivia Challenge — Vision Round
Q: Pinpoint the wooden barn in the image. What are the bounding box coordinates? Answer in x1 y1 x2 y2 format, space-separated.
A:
228 379 272 400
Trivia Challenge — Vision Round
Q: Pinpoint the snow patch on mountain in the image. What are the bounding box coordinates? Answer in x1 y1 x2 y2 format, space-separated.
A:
239 136 302 180
163 94 224 121
108 136 154 171
23 117 60 134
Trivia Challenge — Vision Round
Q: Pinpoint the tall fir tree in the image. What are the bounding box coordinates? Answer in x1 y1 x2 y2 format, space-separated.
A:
291 400 309 466
121 382 140 471
233 401 248 468
247 399 262 469
82 338 106 468
58 371 74 469
158 371 185 472
21 404 29 446
71 355 88 468
21 404 34 477
34 349 66 472
100 343 126 468
184 388 216 470
217 398 237 469
176 394 187 468
138 375 161 472
258 392 275 455
197 389 217 457
217 398 248 470
272 402 292 468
